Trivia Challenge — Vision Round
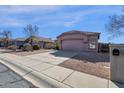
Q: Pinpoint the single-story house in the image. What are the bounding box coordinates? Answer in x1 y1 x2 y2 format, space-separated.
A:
57 30 100 52
0 36 54 48
25 36 54 48
14 38 27 48
0 38 5 47
0 38 14 47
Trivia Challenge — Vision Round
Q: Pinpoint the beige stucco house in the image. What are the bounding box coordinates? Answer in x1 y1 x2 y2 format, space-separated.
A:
57 30 100 52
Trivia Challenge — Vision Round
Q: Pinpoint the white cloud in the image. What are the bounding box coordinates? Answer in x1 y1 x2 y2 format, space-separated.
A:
61 9 100 27
63 6 122 27
0 5 65 28
32 6 121 28
0 5 122 28
0 5 64 14
0 18 24 27
63 17 80 27
0 5 65 27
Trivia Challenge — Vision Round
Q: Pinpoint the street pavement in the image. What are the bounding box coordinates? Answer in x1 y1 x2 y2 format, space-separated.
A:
0 63 35 88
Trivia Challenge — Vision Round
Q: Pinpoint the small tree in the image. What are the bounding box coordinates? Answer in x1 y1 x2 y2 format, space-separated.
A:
24 24 39 46
0 30 12 47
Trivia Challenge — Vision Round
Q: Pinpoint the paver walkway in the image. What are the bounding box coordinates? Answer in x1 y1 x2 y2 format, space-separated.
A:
0 51 123 88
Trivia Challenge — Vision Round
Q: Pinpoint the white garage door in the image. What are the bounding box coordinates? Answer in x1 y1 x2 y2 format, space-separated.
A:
62 39 84 51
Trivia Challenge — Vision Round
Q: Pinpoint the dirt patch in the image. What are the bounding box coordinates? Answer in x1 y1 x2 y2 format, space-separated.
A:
59 52 110 79
0 48 53 56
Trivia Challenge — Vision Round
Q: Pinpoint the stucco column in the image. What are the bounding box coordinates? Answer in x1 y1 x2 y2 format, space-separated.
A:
110 44 124 83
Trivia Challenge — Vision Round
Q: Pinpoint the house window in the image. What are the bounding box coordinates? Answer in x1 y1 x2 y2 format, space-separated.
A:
89 42 96 49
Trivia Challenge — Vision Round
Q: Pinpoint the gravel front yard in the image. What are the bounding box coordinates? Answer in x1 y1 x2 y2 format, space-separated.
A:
59 52 110 79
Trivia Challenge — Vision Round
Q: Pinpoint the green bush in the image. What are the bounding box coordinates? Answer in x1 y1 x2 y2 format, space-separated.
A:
33 45 40 50
8 45 17 50
22 43 33 51
19 45 23 49
55 44 59 50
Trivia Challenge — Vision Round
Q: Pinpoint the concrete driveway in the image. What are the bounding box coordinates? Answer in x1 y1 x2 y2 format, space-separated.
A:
25 50 78 65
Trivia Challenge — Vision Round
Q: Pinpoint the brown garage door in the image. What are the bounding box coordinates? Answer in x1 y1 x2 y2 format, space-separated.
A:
62 39 85 51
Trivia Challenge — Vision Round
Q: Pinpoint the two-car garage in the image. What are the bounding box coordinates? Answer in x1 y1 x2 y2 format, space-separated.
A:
61 39 85 51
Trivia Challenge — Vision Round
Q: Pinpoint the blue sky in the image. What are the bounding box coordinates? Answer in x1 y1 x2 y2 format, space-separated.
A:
0 5 123 43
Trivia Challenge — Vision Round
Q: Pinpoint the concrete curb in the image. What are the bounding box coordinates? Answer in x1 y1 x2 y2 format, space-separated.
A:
24 71 71 88
0 58 71 88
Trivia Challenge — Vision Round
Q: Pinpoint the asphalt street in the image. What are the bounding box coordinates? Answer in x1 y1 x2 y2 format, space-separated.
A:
0 63 35 88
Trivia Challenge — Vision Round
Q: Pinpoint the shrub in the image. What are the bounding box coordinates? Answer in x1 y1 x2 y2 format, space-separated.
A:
8 45 17 50
100 43 109 53
33 45 40 50
19 45 23 49
22 43 33 51
55 44 59 50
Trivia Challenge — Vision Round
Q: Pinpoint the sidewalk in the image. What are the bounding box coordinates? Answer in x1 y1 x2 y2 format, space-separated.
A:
0 53 123 88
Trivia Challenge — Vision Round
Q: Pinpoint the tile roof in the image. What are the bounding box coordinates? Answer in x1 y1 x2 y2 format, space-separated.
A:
14 38 26 41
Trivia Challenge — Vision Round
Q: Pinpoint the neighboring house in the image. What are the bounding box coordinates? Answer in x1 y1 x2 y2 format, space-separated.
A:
0 36 54 48
0 38 4 47
25 36 54 48
0 38 14 47
57 30 100 52
14 38 26 48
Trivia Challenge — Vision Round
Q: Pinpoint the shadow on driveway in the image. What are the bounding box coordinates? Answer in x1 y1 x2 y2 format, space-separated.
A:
50 50 109 63
111 81 124 88
50 50 79 58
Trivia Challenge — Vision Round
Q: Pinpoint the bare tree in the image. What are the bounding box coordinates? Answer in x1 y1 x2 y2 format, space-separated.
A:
0 30 12 47
106 7 124 41
24 24 39 46
24 24 39 37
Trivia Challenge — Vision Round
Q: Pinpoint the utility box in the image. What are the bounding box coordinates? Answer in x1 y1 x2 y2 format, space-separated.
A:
110 44 124 83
